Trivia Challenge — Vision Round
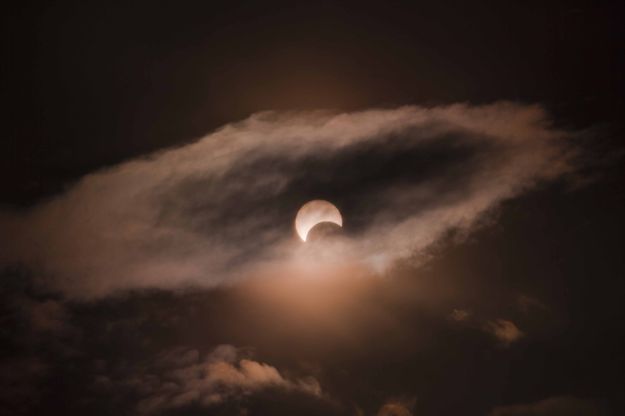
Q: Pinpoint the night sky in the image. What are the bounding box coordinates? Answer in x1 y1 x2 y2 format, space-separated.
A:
1 1 624 416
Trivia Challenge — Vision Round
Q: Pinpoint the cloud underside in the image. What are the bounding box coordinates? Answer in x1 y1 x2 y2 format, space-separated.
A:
1 103 576 298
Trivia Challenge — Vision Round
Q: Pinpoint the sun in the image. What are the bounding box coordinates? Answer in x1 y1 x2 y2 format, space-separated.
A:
294 200 343 242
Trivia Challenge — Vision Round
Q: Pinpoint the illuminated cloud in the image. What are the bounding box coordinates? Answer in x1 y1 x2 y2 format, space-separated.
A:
125 345 321 414
0 103 577 298
377 398 416 416
449 310 524 346
484 319 524 345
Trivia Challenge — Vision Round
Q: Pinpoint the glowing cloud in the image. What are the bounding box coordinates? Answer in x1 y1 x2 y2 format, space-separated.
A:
0 103 577 298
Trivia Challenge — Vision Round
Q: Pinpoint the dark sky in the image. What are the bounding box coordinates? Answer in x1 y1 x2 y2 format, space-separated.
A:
3 0 623 205
1 1 624 416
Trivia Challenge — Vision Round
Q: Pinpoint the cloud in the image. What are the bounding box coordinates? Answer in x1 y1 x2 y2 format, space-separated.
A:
25 299 70 333
0 277 77 415
117 345 322 414
0 357 48 415
448 309 524 346
377 398 416 416
489 396 603 416
0 103 577 298
449 308 471 321
483 319 524 345
517 294 548 314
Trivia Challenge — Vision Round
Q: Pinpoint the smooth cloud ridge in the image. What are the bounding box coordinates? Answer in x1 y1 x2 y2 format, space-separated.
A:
1 103 577 298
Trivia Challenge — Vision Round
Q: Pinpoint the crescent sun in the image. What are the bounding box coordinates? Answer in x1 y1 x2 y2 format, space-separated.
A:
294 200 343 242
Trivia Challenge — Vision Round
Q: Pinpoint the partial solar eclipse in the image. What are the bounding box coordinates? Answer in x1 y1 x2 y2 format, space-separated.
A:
295 200 343 242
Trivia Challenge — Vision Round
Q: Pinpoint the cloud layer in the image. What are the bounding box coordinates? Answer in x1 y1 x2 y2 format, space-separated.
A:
1 103 576 298
113 345 321 414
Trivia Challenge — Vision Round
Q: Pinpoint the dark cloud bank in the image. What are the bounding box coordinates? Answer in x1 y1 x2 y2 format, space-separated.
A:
2 104 621 415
